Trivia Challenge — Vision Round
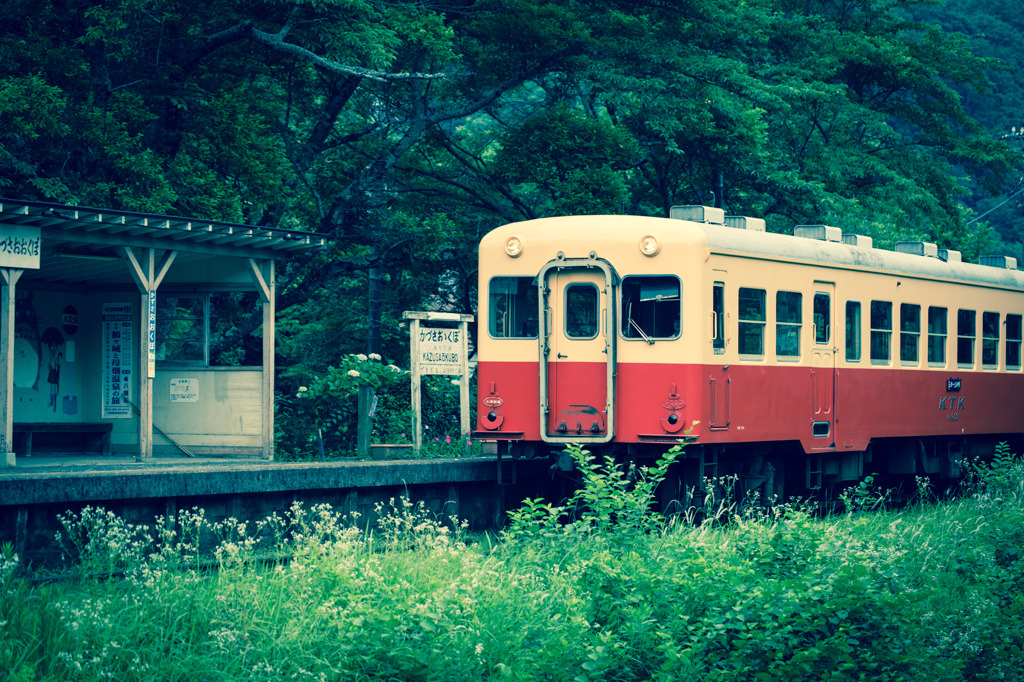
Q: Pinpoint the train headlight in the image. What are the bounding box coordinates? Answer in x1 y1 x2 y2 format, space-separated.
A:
505 236 524 258
639 235 660 256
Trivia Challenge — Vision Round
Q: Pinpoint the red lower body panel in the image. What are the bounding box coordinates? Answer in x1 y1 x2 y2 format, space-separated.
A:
476 360 1024 453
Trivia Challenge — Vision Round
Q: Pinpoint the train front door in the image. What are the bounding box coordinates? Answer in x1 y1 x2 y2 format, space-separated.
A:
811 282 836 442
537 258 617 444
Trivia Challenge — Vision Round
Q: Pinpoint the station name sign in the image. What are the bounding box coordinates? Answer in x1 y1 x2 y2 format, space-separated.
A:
417 326 464 375
0 225 41 269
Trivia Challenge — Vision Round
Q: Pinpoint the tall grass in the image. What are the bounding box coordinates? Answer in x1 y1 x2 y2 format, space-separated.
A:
2 444 1023 681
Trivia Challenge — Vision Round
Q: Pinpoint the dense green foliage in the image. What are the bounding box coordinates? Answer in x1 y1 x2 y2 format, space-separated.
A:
2 0 1021 375
274 353 475 459
2 447 1024 680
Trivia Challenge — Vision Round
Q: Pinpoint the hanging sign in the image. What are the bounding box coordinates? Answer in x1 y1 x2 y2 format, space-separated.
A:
102 302 133 418
0 225 41 269
148 290 156 378
62 305 80 335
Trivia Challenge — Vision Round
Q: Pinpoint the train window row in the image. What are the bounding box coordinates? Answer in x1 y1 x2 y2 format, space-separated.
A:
488 275 684 341
487 275 1022 371
844 301 1021 370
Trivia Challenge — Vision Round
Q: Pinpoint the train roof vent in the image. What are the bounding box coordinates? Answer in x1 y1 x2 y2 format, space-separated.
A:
724 216 766 231
670 205 725 225
895 241 939 258
939 249 961 263
841 233 873 248
980 255 1018 269
794 225 842 242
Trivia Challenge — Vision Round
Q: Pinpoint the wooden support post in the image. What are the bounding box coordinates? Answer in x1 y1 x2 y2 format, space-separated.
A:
123 247 177 461
409 318 422 456
1 268 23 467
248 259 275 460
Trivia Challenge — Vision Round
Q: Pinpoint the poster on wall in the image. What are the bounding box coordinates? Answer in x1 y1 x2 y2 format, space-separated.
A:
102 302 133 419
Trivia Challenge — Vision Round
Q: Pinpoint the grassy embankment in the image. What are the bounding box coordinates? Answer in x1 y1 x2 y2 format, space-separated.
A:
2 443 1023 681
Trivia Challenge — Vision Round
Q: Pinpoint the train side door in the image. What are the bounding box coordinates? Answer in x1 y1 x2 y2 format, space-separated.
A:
811 283 836 441
538 258 617 443
709 278 730 430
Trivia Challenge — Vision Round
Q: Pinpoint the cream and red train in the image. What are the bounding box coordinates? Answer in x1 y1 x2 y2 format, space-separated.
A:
473 206 1024 498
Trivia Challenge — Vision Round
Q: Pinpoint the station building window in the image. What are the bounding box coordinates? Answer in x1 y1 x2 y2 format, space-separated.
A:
489 276 538 338
1007 314 1022 370
928 307 947 365
738 287 766 356
957 309 976 366
620 275 681 340
776 291 802 357
870 300 892 363
156 292 260 366
845 301 861 362
900 303 921 363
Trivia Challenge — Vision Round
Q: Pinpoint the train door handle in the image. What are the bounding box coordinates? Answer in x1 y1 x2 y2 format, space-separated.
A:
558 353 568 358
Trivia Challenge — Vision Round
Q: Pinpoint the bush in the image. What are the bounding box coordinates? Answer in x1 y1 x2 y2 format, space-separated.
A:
275 353 475 460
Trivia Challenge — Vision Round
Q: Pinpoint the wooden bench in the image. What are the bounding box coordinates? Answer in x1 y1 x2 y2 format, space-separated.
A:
12 422 113 457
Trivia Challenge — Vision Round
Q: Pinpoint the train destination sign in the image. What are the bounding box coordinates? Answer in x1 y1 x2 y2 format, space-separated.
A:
0 225 41 269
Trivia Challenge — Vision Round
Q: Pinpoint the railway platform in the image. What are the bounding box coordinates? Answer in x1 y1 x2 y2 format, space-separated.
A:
0 453 545 567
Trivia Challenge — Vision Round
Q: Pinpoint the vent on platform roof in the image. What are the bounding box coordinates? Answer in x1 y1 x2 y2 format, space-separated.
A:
724 216 766 231
980 255 1017 269
794 225 842 242
939 249 961 263
670 205 725 224
841 234 873 248
895 241 939 258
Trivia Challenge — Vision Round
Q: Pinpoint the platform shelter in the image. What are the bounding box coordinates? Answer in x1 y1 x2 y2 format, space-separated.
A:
0 199 326 466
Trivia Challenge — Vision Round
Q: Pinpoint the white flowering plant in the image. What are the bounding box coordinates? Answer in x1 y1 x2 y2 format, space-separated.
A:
276 354 475 459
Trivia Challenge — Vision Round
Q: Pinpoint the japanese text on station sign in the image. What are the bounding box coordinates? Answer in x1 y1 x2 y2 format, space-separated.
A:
0 225 41 268
417 326 463 375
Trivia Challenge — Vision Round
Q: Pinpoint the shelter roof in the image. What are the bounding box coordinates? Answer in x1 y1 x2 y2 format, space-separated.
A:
0 198 327 286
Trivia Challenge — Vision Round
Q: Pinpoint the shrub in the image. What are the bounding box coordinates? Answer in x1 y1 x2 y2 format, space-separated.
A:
275 353 475 459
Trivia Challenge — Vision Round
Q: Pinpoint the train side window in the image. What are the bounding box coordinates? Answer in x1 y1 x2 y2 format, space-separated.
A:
845 301 861 362
928 307 947 365
982 312 999 368
1007 314 1022 370
870 300 892 364
900 304 920 364
738 287 766 357
813 293 830 344
565 283 599 339
712 282 725 353
620 275 681 340
776 291 802 358
957 309 976 366
489 276 538 339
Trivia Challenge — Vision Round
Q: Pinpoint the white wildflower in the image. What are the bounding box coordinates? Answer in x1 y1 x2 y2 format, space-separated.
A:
369 353 381 361
348 369 360 378
356 354 368 361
